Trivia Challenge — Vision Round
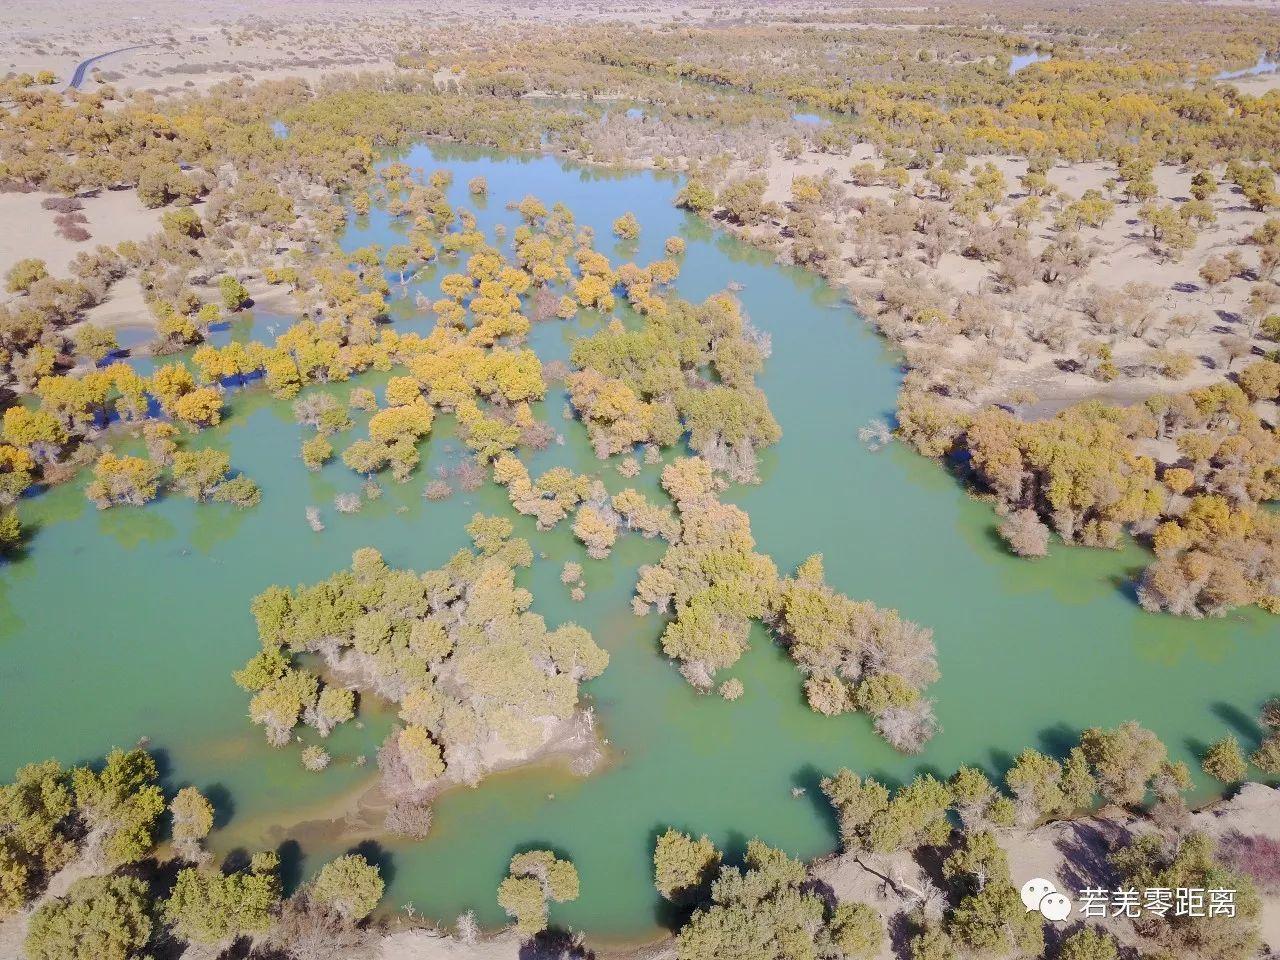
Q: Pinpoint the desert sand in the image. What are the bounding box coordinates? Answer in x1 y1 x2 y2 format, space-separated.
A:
746 141 1278 419
0 189 159 282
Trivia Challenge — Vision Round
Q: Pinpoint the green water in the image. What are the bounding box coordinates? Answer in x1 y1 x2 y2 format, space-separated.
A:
2 143 1276 943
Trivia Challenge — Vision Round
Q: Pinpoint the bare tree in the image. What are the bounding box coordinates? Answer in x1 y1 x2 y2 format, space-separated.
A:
998 508 1051 557
267 895 378 960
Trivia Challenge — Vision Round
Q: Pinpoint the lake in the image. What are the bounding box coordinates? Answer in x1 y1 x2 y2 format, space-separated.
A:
1217 52 1279 80
1009 51 1052 75
1 142 1275 943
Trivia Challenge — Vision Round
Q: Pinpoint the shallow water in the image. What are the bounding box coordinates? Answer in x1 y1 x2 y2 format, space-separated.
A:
1 142 1275 942
1009 51 1052 75
1217 52 1279 80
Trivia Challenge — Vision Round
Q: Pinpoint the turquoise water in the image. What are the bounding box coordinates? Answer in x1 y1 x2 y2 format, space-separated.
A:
1 142 1276 942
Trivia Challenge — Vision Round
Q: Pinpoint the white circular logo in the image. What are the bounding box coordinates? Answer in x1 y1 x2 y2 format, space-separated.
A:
1020 878 1071 921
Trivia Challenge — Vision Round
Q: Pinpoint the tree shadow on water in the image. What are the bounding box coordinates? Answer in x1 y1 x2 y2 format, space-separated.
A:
1036 722 1080 759
1108 567 1145 605
275 838 304 896
793 764 838 843
1212 701 1264 746
203 782 235 830
145 746 173 787
1184 736 1210 765
719 828 750 869
221 848 252 875
651 891 689 934
643 823 701 932
348 838 395 887
987 748 1017 783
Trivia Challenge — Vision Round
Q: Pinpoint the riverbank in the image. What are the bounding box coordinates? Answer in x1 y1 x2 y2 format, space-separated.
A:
368 782 1280 960
4 780 1275 960
199 704 611 906
735 143 1279 422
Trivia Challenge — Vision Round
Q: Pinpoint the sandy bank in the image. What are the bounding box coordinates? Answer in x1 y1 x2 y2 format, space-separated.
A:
0 188 160 283
749 145 1280 422
360 784 1280 960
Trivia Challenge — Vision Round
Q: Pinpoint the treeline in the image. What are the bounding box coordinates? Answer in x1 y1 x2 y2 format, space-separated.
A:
657 713 1279 960
0 746 387 959
8 711 1277 958
899 371 1280 617
420 9 1280 164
